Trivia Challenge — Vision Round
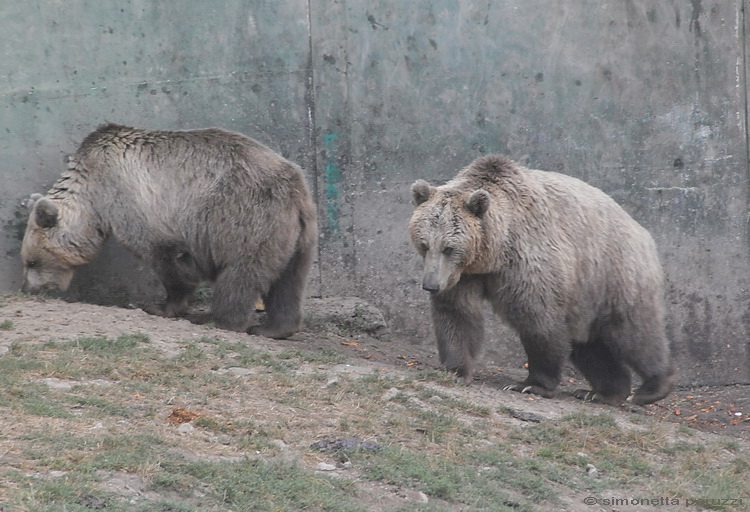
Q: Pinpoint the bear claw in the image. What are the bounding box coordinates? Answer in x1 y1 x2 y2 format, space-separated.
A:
573 389 629 406
503 383 554 398
502 384 534 394
573 389 598 402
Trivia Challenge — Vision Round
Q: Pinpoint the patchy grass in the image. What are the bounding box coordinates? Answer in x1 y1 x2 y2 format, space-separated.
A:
5 435 363 511
0 331 748 511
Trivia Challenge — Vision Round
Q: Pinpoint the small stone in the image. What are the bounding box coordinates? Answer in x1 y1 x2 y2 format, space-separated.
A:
210 435 232 445
382 387 401 401
311 437 382 453
271 439 289 450
512 411 544 423
316 462 337 471
586 464 599 478
402 489 429 503
178 423 196 435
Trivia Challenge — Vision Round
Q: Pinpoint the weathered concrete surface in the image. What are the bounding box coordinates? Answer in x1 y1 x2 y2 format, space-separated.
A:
309 0 750 387
2 1 749 386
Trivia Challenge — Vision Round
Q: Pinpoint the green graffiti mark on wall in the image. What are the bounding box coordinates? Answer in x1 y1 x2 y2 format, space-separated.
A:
324 133 341 233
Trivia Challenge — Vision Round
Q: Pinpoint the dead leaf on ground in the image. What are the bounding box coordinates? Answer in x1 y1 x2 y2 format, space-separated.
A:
167 408 203 424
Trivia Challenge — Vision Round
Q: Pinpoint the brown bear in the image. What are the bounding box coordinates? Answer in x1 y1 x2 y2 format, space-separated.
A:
409 155 674 405
21 123 317 339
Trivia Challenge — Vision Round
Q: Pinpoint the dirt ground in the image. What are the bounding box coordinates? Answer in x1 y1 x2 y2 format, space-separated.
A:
1 294 748 441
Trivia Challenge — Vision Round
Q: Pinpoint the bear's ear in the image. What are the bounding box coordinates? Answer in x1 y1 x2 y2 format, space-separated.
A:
465 189 490 218
33 197 59 229
411 180 435 205
27 193 44 211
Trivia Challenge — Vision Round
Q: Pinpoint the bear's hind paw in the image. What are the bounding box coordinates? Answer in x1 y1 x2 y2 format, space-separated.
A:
503 383 554 398
573 388 627 406
247 324 298 340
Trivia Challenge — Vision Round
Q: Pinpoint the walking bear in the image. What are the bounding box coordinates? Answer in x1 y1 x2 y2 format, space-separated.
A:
409 155 674 405
21 123 317 339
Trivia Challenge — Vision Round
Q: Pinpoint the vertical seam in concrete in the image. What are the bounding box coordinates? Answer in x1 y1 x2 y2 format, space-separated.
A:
741 0 750 378
342 3 357 285
740 0 750 253
306 0 323 293
742 0 750 170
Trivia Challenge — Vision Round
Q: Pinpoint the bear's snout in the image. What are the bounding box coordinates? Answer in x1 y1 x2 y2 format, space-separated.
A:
420 251 458 294
422 280 440 293
20 280 64 298
421 262 443 293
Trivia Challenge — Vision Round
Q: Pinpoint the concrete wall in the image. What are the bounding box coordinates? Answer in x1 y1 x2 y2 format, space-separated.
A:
1 0 317 300
2 1 748 386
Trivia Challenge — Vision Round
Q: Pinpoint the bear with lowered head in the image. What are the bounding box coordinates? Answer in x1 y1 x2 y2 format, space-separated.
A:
409 155 674 405
21 123 317 339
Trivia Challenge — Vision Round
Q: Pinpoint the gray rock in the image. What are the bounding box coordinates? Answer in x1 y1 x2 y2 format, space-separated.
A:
178 423 196 435
304 297 388 337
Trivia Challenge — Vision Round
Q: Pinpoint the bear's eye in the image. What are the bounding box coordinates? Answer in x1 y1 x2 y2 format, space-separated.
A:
418 242 429 253
442 247 454 256
26 260 38 269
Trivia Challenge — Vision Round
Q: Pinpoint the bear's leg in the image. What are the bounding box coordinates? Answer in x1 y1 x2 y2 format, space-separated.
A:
145 243 199 318
162 284 196 317
503 333 565 398
570 341 632 405
621 333 675 405
210 266 262 332
249 244 313 340
430 277 485 383
143 284 195 318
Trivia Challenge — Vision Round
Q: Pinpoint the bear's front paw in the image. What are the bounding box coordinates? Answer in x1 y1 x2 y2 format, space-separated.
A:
572 388 598 402
444 366 474 385
503 383 554 398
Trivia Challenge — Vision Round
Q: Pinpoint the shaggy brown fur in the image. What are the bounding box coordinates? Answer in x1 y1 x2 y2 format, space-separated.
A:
21 123 317 339
409 155 674 405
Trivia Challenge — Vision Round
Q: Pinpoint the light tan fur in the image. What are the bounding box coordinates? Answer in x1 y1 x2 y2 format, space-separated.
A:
22 123 318 339
410 155 674 405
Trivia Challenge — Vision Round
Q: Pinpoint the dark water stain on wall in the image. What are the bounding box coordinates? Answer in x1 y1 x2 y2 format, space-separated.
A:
2 204 29 256
682 292 712 362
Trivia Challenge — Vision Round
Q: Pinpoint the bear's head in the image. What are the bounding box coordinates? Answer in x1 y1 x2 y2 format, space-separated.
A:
409 180 490 293
20 194 80 294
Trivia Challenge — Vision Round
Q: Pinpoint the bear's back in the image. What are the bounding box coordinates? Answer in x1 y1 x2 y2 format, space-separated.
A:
60 124 313 262
464 158 663 313
524 167 656 252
